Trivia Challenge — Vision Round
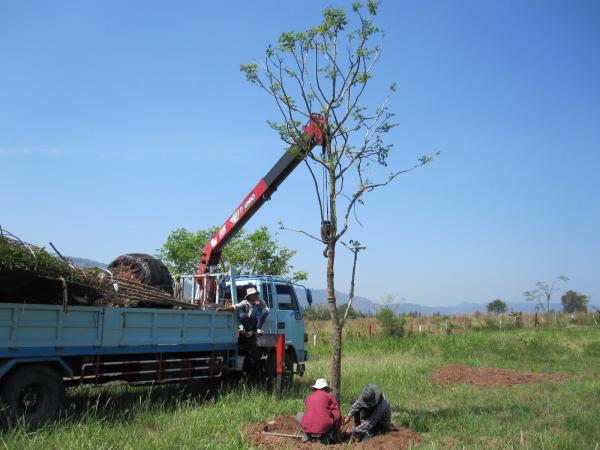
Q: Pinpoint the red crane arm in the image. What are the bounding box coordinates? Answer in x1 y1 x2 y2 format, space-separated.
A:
198 114 325 276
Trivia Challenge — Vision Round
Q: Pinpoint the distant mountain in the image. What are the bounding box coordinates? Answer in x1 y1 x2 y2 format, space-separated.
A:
68 257 108 269
310 289 379 313
310 289 598 316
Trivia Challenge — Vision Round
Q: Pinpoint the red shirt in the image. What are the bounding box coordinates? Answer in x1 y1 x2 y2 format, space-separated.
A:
301 389 342 434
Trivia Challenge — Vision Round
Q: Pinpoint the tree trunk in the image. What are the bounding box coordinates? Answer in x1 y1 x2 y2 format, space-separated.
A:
326 240 343 400
325 142 343 400
331 321 343 400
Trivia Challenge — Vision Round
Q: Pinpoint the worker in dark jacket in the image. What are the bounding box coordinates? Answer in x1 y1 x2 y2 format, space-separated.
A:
228 286 269 334
296 378 342 443
343 384 392 442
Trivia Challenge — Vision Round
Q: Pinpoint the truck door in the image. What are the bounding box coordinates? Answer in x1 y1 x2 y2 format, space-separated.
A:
274 283 304 358
260 281 277 334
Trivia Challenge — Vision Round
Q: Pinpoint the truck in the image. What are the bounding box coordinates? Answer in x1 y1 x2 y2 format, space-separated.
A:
0 115 325 426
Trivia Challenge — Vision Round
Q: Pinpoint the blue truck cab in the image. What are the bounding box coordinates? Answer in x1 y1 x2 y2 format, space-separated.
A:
0 273 311 426
226 274 311 372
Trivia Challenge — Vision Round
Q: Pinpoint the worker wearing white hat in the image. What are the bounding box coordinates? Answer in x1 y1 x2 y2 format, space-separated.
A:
228 286 270 334
296 378 341 443
311 378 330 390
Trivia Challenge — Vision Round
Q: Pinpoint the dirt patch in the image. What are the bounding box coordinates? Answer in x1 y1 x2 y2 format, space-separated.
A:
432 364 567 387
247 415 421 449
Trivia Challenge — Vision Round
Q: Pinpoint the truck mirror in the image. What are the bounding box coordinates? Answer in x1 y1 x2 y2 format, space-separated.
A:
306 289 313 306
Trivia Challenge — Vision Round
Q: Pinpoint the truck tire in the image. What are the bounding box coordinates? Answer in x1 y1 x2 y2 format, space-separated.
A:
0 364 66 427
108 254 174 295
264 351 294 390
283 353 295 387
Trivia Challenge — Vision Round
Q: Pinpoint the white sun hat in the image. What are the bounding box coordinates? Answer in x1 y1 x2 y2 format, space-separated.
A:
311 378 329 390
245 287 259 298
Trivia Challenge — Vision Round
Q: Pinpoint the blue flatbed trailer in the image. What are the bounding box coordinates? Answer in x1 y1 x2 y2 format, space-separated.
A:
0 296 304 426
0 302 238 380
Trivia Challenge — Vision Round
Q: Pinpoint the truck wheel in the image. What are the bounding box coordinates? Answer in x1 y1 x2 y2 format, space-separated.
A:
0 365 66 427
264 352 294 390
108 254 174 295
283 353 295 386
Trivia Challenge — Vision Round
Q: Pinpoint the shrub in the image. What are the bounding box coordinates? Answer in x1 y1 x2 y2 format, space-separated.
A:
378 308 405 337
485 317 500 330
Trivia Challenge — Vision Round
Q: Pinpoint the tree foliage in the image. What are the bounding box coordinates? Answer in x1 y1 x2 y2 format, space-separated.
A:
561 290 589 313
240 1 434 246
487 299 508 314
156 226 307 281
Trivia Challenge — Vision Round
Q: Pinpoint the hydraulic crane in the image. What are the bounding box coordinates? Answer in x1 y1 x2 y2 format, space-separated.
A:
196 114 326 303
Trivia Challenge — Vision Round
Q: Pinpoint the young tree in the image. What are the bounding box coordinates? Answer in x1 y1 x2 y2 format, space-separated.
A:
487 299 508 314
378 307 405 337
523 275 569 312
381 294 402 311
241 2 434 397
156 226 306 281
561 290 590 313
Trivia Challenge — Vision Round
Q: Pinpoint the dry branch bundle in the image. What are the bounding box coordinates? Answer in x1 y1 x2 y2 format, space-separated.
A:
0 231 193 310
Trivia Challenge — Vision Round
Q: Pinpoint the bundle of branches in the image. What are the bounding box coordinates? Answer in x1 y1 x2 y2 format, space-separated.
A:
0 230 103 287
0 229 194 310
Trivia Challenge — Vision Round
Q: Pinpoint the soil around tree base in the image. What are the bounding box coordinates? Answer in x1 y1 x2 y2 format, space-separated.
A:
431 364 567 387
247 415 422 449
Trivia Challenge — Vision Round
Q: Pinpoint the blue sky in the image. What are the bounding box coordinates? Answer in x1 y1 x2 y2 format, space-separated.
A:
1 0 599 306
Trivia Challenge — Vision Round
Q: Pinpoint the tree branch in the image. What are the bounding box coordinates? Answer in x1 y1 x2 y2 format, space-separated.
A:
278 222 325 243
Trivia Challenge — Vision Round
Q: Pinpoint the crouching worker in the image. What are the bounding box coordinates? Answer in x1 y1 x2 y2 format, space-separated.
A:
343 384 392 442
228 286 269 334
296 378 341 443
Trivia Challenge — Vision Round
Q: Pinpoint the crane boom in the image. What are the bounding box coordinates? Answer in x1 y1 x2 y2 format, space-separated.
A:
198 114 325 279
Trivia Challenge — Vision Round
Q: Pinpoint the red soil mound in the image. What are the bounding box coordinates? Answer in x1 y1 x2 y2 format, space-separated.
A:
432 364 567 387
247 415 421 449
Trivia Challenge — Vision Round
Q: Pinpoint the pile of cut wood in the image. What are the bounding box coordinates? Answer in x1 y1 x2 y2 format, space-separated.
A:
0 230 194 310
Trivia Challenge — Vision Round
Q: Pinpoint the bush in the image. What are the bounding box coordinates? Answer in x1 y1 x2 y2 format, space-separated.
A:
378 308 406 337
487 299 508 314
485 317 500 330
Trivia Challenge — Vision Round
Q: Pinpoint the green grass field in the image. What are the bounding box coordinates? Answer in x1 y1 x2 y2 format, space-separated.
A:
2 325 599 449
